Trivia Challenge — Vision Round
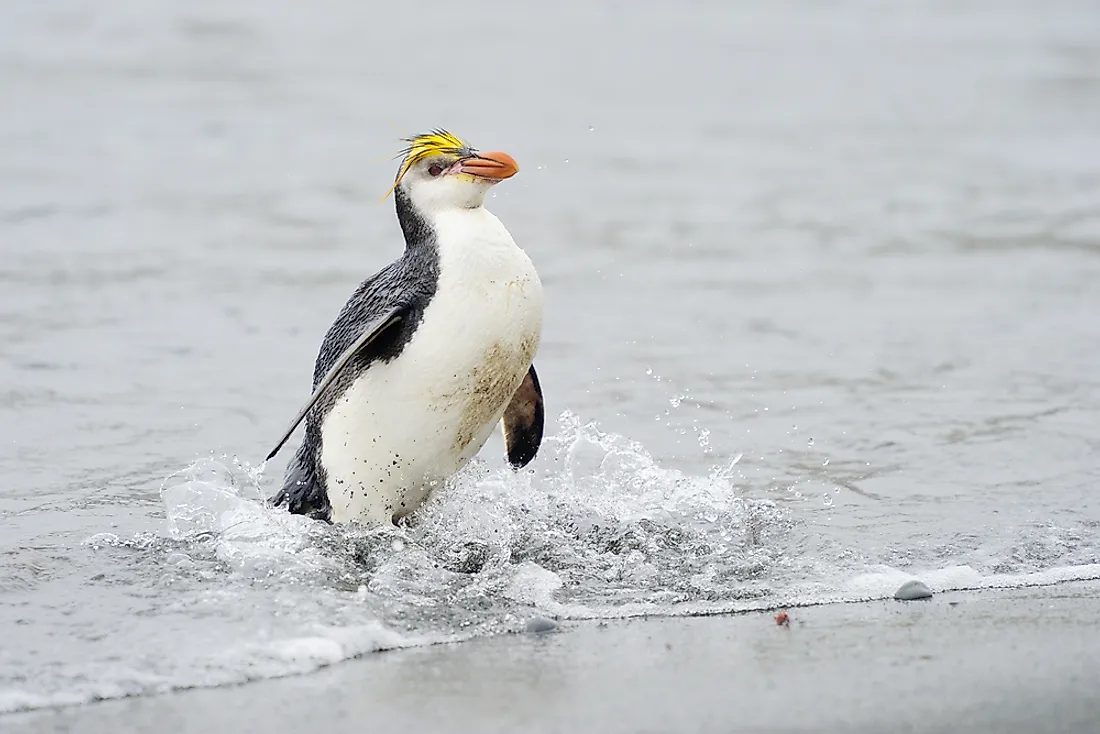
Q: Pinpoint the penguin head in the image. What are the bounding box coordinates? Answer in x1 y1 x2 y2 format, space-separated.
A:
387 130 519 214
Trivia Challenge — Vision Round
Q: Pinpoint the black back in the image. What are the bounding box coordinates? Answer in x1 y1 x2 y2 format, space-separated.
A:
272 188 440 519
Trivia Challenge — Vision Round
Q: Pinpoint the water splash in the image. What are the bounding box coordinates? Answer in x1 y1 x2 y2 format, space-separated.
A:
152 412 1100 623
143 412 801 631
7 411 1099 715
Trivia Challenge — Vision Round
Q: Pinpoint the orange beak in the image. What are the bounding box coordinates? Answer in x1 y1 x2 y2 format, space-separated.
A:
458 151 519 181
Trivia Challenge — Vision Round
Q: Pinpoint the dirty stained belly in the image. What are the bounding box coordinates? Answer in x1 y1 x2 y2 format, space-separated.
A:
319 311 540 525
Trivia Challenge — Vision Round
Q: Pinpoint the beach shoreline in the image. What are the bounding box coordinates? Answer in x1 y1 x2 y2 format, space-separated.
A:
9 579 1100 734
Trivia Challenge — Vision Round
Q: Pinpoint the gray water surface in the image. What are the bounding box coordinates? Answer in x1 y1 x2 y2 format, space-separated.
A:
3 0 1100 713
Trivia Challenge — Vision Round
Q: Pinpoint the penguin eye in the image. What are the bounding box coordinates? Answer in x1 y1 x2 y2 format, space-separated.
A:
428 164 444 177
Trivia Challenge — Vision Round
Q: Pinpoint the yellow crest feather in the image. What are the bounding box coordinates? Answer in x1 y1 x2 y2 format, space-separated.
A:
378 129 473 203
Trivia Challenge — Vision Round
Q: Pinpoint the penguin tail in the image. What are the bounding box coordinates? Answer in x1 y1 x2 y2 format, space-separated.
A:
271 443 332 523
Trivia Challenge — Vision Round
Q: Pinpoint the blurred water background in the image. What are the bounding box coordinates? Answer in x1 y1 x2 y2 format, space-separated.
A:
2 0 1099 712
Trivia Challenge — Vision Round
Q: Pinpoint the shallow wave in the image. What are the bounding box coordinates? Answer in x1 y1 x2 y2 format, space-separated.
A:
2 411 1098 715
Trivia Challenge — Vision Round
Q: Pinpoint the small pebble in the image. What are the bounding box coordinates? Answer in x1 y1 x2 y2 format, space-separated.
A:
525 616 558 634
894 580 933 601
775 611 790 626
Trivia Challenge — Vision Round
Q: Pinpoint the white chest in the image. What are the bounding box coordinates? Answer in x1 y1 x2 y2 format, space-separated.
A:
421 208 544 372
319 207 543 525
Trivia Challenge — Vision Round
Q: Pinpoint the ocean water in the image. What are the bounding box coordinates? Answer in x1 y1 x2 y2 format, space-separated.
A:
3 0 1100 715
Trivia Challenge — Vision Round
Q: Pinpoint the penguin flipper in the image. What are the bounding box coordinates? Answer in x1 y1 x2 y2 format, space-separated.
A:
264 306 405 463
503 364 544 469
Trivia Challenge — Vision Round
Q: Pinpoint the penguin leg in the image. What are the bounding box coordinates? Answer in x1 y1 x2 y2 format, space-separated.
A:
502 364 544 469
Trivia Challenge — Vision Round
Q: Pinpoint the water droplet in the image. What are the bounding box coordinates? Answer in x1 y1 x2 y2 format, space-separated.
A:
808 437 815 447
391 539 405 552
822 493 834 507
588 126 595 131
822 458 830 466
669 395 683 408
564 159 570 164
792 425 798 431
645 368 653 376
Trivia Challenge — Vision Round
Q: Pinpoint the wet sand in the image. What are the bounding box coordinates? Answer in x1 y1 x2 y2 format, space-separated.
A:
9 580 1100 733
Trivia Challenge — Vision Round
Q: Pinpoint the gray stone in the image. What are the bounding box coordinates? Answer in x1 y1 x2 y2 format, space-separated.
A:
894 580 933 601
525 616 559 634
